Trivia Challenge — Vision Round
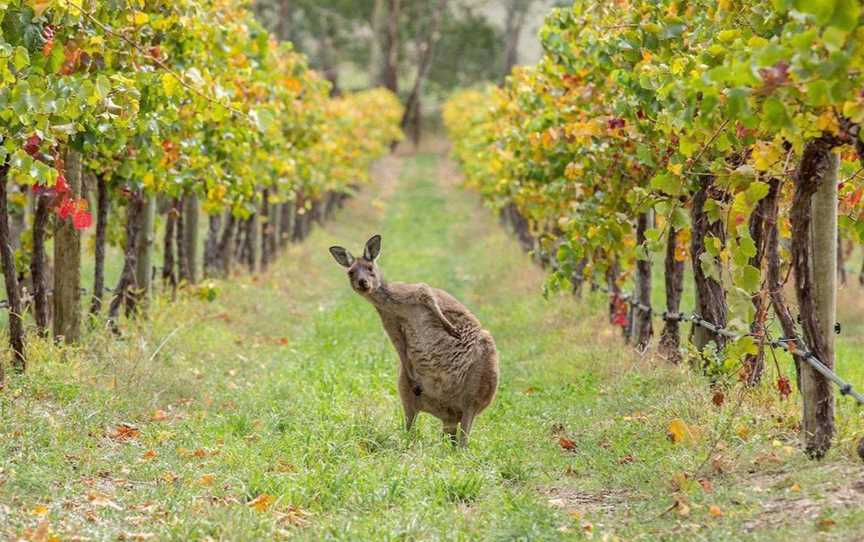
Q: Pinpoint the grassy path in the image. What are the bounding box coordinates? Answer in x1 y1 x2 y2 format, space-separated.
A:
1 152 863 541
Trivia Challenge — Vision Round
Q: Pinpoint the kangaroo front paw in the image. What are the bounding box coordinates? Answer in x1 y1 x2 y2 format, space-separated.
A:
412 384 422 396
444 322 461 339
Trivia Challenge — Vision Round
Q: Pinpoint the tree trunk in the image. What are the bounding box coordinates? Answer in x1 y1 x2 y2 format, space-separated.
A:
501 0 530 83
319 15 341 96
176 195 188 284
109 193 144 325
31 193 51 335
162 199 178 293
181 193 198 283
217 212 237 276
743 181 773 385
659 227 685 363
53 150 82 344
244 212 258 273
0 161 25 373
276 0 291 41
90 173 109 316
764 178 804 390
204 213 222 278
791 138 838 459
279 201 295 248
134 194 156 305
690 176 728 353
381 0 400 93
261 189 272 269
400 0 448 138
634 212 653 351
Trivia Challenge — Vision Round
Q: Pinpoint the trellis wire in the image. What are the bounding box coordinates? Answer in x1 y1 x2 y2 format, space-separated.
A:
600 284 864 405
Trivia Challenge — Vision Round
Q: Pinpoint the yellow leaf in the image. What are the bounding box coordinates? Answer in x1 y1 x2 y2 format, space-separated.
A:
816 111 839 134
667 418 693 444
248 494 275 512
736 425 749 440
198 474 215 486
709 505 724 517
31 505 49 516
131 11 150 25
751 141 782 172
668 163 683 176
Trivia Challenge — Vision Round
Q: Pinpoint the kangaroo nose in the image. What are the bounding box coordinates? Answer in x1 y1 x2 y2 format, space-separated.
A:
358 279 369 290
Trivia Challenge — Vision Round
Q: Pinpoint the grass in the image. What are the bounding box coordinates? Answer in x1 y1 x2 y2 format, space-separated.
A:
1 151 863 541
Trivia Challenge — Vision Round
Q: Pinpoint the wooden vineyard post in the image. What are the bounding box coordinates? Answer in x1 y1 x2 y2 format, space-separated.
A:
53 150 82 343
791 139 838 459
135 194 156 303
183 193 199 283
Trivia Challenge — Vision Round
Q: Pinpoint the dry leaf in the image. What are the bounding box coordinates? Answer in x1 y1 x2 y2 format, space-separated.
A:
109 424 140 442
709 505 724 517
142 449 158 461
712 390 725 407
88 492 122 510
198 474 215 486
558 436 577 451
618 455 636 464
151 410 169 422
673 497 690 517
667 418 699 444
736 425 750 440
817 518 836 530
31 505 49 516
193 448 207 458
699 479 713 492
789 483 801 492
248 494 275 512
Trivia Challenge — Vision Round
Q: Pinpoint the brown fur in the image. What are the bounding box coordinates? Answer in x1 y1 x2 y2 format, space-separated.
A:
329 235 499 446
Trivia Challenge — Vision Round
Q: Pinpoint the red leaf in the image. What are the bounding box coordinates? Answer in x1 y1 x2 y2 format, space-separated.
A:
777 377 792 400
54 174 70 194
24 134 42 157
712 390 725 407
73 210 93 230
57 197 75 219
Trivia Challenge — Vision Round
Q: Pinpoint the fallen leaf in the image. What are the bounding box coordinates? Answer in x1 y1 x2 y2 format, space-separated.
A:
712 390 725 407
142 449 158 461
790 483 801 492
161 471 179 484
558 437 577 451
709 505 723 517
198 474 215 486
109 424 140 442
699 479 713 492
151 410 169 422
736 425 749 440
88 492 122 510
667 418 694 444
248 494 275 512
31 505 49 516
817 518 836 530
674 497 690 517
618 455 636 464
193 448 207 458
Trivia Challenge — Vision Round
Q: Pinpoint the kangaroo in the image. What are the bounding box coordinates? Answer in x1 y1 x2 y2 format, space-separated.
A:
329 235 499 446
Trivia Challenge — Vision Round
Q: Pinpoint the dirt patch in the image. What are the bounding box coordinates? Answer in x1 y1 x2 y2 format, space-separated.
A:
539 485 630 515
741 463 864 532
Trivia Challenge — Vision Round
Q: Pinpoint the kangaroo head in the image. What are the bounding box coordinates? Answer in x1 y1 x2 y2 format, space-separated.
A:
329 234 383 294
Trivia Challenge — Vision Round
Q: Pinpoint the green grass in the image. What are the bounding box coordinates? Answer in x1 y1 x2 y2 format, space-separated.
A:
1 152 863 541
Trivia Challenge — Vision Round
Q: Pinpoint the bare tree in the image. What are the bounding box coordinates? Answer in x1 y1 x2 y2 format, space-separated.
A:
501 0 533 82
400 0 448 144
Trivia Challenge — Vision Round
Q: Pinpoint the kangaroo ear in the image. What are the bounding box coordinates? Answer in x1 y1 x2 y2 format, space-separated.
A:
364 234 382 261
329 246 354 268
